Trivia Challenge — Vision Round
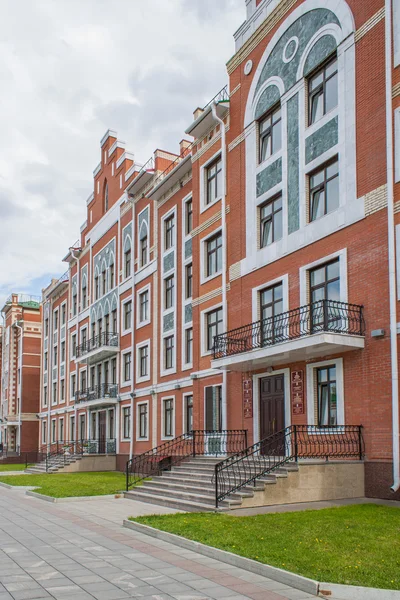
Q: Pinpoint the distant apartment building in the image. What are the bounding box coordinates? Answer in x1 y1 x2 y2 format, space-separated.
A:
36 0 400 499
0 294 41 454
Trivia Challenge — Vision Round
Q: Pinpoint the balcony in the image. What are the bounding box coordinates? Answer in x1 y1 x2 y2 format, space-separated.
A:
185 85 230 139
212 300 365 372
76 332 119 364
74 383 119 407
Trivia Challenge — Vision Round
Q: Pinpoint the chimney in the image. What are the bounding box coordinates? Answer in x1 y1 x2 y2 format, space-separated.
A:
179 139 192 156
193 107 204 121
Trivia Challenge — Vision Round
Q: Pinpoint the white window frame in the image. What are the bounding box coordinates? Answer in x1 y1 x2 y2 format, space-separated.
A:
161 333 176 376
70 332 77 359
42 420 47 445
200 226 223 285
121 296 133 334
53 308 59 332
306 357 344 427
200 149 223 214
51 381 58 406
136 340 151 384
182 391 194 434
395 108 400 184
299 248 347 306
136 284 151 328
59 417 65 442
122 405 131 441
121 349 132 386
60 301 67 327
70 373 76 400
136 400 149 441
200 302 224 357
137 207 150 270
183 326 193 369
51 418 56 443
251 274 289 322
59 379 65 405
161 395 175 440
162 207 177 253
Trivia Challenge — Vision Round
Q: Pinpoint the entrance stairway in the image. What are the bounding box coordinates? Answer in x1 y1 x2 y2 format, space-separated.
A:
26 453 82 474
124 456 299 512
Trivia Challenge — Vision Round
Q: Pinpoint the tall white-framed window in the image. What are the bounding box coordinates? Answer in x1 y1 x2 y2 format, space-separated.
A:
201 228 223 284
163 335 175 372
61 302 67 326
70 373 76 399
42 420 47 445
123 238 132 279
59 417 65 442
121 351 132 385
136 401 149 441
184 327 193 367
136 340 150 383
122 298 133 333
306 358 344 427
137 284 151 327
70 333 77 359
43 386 48 408
53 309 59 332
161 396 175 439
52 382 57 406
122 406 131 440
204 385 223 431
60 379 65 404
200 150 222 213
183 393 193 433
51 418 56 443
201 303 223 357
185 196 193 235
299 249 347 307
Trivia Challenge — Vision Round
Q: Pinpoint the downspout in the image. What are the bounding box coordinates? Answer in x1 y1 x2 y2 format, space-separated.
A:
129 392 134 460
47 298 52 448
385 0 400 492
13 319 23 454
212 102 228 430
129 197 136 459
70 248 80 443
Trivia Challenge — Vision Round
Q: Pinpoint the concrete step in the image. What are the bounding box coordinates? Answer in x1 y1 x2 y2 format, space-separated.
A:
124 489 234 512
140 480 254 502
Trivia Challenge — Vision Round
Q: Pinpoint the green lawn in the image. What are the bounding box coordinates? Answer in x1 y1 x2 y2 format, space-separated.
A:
132 505 400 590
0 471 128 497
0 464 30 472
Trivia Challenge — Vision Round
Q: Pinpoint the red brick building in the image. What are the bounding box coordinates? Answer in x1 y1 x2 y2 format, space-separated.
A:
37 0 400 501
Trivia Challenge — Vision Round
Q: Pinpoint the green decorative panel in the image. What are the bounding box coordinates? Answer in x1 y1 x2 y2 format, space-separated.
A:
138 207 149 232
94 239 115 272
255 85 281 120
306 116 339 164
255 9 340 94
185 238 192 259
163 252 174 272
185 304 192 324
256 158 282 198
287 94 300 233
163 313 174 332
304 35 337 76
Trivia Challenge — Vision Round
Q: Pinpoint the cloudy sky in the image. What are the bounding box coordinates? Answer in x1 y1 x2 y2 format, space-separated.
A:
0 0 245 305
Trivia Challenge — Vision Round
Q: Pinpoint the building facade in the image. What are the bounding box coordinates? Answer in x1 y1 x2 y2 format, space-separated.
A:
37 0 400 498
0 294 42 454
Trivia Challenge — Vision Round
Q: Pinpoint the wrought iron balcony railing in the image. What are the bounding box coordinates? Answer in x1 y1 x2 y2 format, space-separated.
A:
213 300 365 360
74 383 118 404
76 332 118 358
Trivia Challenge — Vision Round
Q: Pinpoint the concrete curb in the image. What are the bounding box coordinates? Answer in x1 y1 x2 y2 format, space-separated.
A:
26 491 125 503
123 519 318 596
123 520 400 600
0 482 35 490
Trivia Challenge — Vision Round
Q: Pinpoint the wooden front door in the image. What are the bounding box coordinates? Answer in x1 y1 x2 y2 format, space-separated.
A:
98 411 106 454
260 375 285 454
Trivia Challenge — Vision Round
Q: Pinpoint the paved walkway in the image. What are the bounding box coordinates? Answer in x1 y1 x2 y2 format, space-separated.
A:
0 487 319 600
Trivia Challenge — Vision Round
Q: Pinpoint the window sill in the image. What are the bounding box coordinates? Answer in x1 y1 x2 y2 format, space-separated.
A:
200 196 222 215
136 375 151 384
201 271 222 286
136 320 151 330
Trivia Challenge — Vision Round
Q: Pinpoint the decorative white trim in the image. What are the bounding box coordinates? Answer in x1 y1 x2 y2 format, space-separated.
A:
199 149 222 214
121 296 133 335
299 248 347 307
120 348 132 387
182 391 193 433
200 301 224 358
136 283 151 329
306 357 345 426
136 339 151 384
136 400 149 441
200 226 223 285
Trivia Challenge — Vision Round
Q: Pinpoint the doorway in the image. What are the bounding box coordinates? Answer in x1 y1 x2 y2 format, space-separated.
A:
260 374 285 454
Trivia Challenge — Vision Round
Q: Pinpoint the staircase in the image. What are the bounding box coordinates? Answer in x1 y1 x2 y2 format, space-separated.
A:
124 456 299 512
26 453 82 474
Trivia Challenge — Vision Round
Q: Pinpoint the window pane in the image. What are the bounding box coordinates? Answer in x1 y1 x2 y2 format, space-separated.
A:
311 189 325 221
326 177 339 214
272 107 281 124
260 115 271 133
310 72 323 91
311 92 323 124
260 133 272 161
327 260 340 280
274 284 283 301
326 160 339 179
274 209 283 241
261 219 272 247
327 280 340 302
318 368 328 383
325 59 338 78
312 287 325 302
261 288 273 305
311 169 324 189
272 120 282 154
261 202 273 218
319 386 329 426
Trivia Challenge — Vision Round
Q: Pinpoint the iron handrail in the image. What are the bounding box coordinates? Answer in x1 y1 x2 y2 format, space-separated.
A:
38 438 117 471
76 331 118 358
213 300 365 359
126 429 248 490
203 84 229 110
214 425 364 507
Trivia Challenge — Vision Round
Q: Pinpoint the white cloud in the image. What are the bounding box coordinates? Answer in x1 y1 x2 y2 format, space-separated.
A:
0 0 245 303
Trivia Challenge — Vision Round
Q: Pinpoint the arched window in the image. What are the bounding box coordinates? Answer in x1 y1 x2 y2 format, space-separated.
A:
81 275 87 309
124 238 132 278
104 181 109 213
94 268 100 301
109 254 115 290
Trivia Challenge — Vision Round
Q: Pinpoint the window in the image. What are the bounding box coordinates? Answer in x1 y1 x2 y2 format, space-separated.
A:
53 345 58 365
104 183 109 212
260 283 284 345
71 334 76 357
81 328 87 347
53 311 58 331
109 409 115 438
70 416 75 442
71 374 76 397
124 301 132 330
97 318 102 337
42 421 47 445
109 263 114 289
61 304 66 326
105 314 110 335
185 199 193 234
185 263 193 299
45 318 49 337
82 281 87 309
164 215 175 250
206 308 223 352
124 246 131 278
79 414 85 441
94 274 99 300
164 275 174 309
123 407 131 439
61 341 65 363
138 404 148 439
80 370 87 391
309 159 339 222
309 259 340 331
59 418 64 442
206 232 222 278
139 345 149 378
259 105 282 163
317 366 337 426
140 235 148 268
111 358 117 384
91 413 97 439
102 269 107 295
205 386 222 431
260 195 283 248
184 395 193 433
164 336 174 370
112 309 117 333
44 352 48 371
206 157 222 205
123 352 132 382
51 420 56 443
139 290 149 323
309 57 338 125
163 398 174 437
72 292 77 316
52 382 57 404
43 386 48 408
185 328 193 364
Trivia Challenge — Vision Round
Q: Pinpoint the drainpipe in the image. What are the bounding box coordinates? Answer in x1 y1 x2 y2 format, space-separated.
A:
385 0 400 493
129 392 134 460
13 319 23 454
70 248 80 443
211 102 228 431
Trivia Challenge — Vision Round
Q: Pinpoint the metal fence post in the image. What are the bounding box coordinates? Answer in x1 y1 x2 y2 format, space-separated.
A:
293 425 298 462
215 463 218 509
192 430 196 457
244 429 248 450
358 426 363 461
